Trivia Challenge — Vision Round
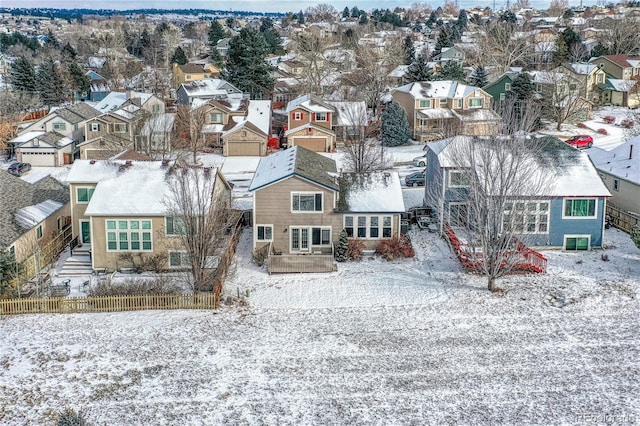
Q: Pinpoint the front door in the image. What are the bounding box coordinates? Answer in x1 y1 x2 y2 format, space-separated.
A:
80 220 91 244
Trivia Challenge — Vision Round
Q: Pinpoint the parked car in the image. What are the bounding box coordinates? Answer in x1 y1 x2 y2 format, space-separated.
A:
413 153 427 167
405 171 425 187
565 135 593 149
7 162 31 177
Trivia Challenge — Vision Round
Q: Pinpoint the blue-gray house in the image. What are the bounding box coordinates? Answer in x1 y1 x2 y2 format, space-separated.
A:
424 136 611 250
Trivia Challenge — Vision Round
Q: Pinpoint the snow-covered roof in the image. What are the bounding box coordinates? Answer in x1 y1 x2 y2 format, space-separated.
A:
326 101 367 126
607 79 636 92
340 172 405 213
418 109 455 119
245 100 271 134
179 79 237 97
249 146 338 192
589 138 640 184
428 136 610 198
141 113 176 135
8 131 44 145
394 81 478 100
95 91 154 113
284 123 335 137
286 94 334 113
67 160 222 216
388 65 409 78
569 63 598 75
15 200 65 229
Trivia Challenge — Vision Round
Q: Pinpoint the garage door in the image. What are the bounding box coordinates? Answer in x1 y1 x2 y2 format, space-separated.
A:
227 142 261 156
292 138 326 152
20 152 56 167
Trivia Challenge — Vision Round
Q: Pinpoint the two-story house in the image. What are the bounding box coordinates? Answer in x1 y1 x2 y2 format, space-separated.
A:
284 94 336 152
589 54 640 80
249 146 405 273
175 79 244 106
392 81 501 142
66 160 232 272
562 63 607 104
424 136 610 250
326 100 368 143
12 131 75 166
172 62 221 90
482 70 520 109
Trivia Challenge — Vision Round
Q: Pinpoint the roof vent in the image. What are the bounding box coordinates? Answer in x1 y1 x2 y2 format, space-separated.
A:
89 160 96 164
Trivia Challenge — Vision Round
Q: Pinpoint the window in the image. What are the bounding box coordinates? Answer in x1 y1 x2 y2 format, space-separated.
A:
505 83 511 91
169 251 190 268
439 98 448 105
77 187 95 203
343 215 393 239
294 112 303 120
256 225 273 241
563 198 596 218
165 216 186 236
449 171 468 188
186 74 192 79
315 112 327 121
152 104 161 113
499 93 506 101
613 179 620 191
91 123 100 132
290 227 309 252
468 98 484 108
503 201 549 233
596 74 604 84
419 99 431 108
565 235 590 251
53 122 66 131
106 219 152 251
292 193 322 212
210 112 223 123
449 203 468 228
113 123 127 133
36 225 43 239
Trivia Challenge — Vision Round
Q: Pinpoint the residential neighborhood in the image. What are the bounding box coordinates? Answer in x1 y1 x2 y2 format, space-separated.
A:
0 2 639 425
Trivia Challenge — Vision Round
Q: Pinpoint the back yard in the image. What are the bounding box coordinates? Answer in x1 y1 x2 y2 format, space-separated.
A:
1 227 639 425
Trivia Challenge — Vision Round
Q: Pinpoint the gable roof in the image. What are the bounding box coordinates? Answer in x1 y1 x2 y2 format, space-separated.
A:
178 63 207 74
286 94 335 113
599 54 640 68
51 103 101 124
427 136 610 198
94 91 156 113
0 173 69 247
249 146 338 192
394 81 479 100
589 138 640 184
178 79 241 98
337 172 405 213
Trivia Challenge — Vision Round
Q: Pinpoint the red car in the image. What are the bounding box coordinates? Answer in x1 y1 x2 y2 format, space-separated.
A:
565 135 593 149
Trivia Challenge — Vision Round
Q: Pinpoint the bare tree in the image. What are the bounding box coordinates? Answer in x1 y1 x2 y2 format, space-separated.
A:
596 16 640 56
165 166 235 292
293 33 335 96
476 21 533 74
175 104 208 165
536 70 589 130
547 0 568 17
305 4 338 23
427 135 553 292
498 97 542 135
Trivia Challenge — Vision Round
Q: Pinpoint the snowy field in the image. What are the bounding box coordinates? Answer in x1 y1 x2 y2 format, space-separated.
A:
1 227 639 425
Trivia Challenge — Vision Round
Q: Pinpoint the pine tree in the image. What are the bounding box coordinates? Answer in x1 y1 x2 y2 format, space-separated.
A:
208 20 225 48
170 46 188 65
351 7 360 18
405 50 433 83
10 56 37 94
426 11 437 28
403 36 415 65
61 42 77 61
434 26 454 58
591 41 609 58
553 36 569 66
358 13 368 25
68 62 90 97
457 9 468 29
260 18 284 55
467 65 488 88
436 61 466 83
297 10 305 24
335 229 349 262
0 250 19 298
342 7 350 18
381 102 411 147
37 60 65 106
509 73 535 100
222 27 274 100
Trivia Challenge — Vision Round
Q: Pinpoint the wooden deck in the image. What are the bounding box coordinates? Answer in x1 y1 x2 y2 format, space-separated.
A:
268 254 337 274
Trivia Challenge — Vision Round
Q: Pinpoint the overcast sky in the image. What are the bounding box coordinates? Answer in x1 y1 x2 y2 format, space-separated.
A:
2 0 595 13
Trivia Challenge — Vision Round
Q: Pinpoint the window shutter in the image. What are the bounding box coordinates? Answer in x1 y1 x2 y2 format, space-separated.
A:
312 113 315 121
300 113 304 120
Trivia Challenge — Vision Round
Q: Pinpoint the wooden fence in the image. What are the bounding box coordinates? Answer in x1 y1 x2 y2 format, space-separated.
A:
0 293 217 316
606 204 640 234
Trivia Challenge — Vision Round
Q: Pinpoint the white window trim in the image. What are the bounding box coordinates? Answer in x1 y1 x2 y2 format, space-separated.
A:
291 192 323 213
564 234 591 251
113 123 127 133
343 215 393 240
448 170 469 188
168 250 190 269
315 112 328 122
294 112 302 120
562 198 598 220
53 122 66 131
419 99 431 108
91 123 100 132
502 200 550 234
448 202 469 228
105 219 153 252
468 97 484 108
256 224 274 242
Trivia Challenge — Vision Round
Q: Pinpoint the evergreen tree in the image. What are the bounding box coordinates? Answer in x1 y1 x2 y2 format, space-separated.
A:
499 10 517 24
222 27 274 99
342 7 350 18
208 20 225 49
358 13 368 25
426 11 437 28
10 56 37 94
0 250 19 297
61 42 77 61
405 50 433 83
457 9 468 29
403 36 415 65
37 60 65 106
434 26 454 58
298 10 305 24
351 7 360 18
509 73 535 100
335 229 349 262
381 102 411 147
68 62 90 97
170 46 188 65
467 65 489 88
553 36 569 65
591 41 609 58
260 18 284 55
436 60 466 82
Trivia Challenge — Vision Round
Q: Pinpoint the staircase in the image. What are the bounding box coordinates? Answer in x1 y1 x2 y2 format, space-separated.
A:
58 249 93 277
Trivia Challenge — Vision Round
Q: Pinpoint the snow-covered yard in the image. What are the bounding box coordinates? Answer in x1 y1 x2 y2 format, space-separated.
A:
1 227 639 425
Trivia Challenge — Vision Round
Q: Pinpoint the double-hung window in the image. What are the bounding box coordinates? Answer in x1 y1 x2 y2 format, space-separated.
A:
256 225 273 241
449 170 468 188
315 112 327 121
343 215 393 239
292 193 322 212
169 251 190 268
419 99 431 108
165 216 186 236
563 198 597 219
468 98 483 108
77 187 95 203
210 112 223 123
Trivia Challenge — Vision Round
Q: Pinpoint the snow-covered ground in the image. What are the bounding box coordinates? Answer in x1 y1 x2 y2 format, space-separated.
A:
2 227 639 425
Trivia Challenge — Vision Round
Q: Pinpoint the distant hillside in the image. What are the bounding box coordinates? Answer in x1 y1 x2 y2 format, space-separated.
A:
0 7 284 20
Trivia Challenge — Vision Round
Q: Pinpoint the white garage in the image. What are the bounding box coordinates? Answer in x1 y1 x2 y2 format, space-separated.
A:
19 151 56 167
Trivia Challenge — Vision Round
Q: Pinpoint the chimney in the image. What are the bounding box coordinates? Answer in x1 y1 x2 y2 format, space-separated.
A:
161 159 169 167
125 160 132 166
126 89 134 100
630 144 634 160
204 167 211 176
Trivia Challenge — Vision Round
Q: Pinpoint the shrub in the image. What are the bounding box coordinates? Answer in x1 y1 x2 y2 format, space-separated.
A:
346 239 366 261
87 276 182 297
375 234 415 261
576 122 587 128
597 128 608 135
334 229 349 262
603 115 615 124
620 118 634 128
56 408 90 426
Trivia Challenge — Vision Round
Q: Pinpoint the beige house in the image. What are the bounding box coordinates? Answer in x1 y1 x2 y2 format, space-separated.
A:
0 172 70 265
172 62 220 89
589 54 640 80
392 81 500 142
562 63 607 104
10 131 76 166
17 103 102 143
66 160 232 272
249 146 405 273
284 94 336 152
